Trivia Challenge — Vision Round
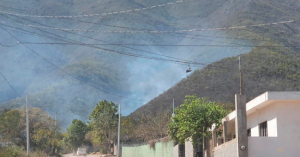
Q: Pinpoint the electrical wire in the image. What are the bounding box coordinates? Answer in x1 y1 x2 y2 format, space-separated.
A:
0 42 20 47
59 17 272 43
0 25 149 102
3 42 300 48
0 70 24 101
0 0 184 18
1 14 223 67
0 19 296 33
0 14 278 51
1 10 271 48
0 22 209 68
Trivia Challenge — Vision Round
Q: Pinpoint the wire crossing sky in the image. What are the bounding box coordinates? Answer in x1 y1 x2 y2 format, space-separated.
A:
0 0 184 18
0 19 296 34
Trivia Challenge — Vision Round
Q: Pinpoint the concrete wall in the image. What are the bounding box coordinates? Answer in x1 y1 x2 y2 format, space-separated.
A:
213 138 237 157
185 141 194 157
173 144 179 157
172 140 194 157
122 141 173 157
247 101 300 157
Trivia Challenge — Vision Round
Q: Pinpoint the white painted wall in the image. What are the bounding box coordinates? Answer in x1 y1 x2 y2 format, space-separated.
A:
268 117 277 137
173 145 179 157
185 141 193 157
248 101 300 157
247 102 277 137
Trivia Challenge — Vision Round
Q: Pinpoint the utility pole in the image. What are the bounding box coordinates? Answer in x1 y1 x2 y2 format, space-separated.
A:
211 66 215 91
172 98 175 117
239 55 243 95
54 111 58 136
117 104 121 157
54 111 57 126
26 94 30 156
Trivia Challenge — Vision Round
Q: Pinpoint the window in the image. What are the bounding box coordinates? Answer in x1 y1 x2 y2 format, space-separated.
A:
259 121 268 137
247 129 251 137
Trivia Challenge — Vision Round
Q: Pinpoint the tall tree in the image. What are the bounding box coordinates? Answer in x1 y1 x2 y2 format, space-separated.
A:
88 100 118 152
19 107 62 155
0 107 63 155
168 95 227 156
66 119 88 151
0 109 22 143
121 117 135 141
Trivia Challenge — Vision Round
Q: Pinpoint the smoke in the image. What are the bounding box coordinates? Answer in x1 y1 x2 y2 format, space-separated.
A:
0 0 253 129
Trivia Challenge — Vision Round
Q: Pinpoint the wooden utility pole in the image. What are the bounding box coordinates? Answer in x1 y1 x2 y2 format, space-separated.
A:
117 104 121 157
26 94 30 156
239 55 243 95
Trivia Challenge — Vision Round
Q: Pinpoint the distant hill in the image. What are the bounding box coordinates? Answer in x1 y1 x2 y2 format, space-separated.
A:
1 0 299 129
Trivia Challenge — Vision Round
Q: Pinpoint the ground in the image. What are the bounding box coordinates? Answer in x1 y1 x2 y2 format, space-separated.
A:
63 153 115 157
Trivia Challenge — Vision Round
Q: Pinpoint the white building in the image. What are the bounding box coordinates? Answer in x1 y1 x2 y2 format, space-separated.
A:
173 91 300 157
213 91 300 157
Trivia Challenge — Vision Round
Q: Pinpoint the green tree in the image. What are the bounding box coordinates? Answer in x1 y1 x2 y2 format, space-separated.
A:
0 107 63 156
66 119 88 151
121 117 135 141
0 109 22 143
19 107 62 155
88 100 118 153
168 95 227 155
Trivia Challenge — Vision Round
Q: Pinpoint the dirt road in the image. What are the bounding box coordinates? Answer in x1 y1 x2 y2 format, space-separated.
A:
63 153 99 157
63 153 115 157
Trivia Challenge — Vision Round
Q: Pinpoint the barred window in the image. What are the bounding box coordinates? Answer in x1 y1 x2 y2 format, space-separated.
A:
259 121 268 137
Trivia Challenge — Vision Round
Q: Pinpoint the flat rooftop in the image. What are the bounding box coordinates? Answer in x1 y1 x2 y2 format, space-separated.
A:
223 91 300 122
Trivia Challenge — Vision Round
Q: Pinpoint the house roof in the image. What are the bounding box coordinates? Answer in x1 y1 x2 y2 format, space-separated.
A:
222 91 300 122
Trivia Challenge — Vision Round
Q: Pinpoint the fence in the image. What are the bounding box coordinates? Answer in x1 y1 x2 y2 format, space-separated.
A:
122 141 173 157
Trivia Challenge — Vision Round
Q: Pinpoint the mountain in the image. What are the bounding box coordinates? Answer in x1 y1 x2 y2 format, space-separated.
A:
129 0 300 120
2 0 297 129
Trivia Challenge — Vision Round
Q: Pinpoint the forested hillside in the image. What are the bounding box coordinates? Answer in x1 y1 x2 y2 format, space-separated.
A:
1 0 299 130
130 0 300 123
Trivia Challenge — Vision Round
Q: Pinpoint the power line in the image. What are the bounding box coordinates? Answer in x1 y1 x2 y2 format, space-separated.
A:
0 24 148 102
2 42 300 48
1 14 219 67
0 0 184 18
0 22 209 67
2 12 266 49
59 17 272 43
1 15 290 48
0 41 20 47
0 4 210 28
0 70 24 100
0 19 296 34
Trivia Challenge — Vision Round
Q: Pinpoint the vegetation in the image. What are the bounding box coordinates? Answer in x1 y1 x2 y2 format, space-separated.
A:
0 146 54 157
0 109 22 143
1 1 300 155
129 0 300 129
65 119 88 151
168 95 226 144
0 107 63 156
88 100 118 153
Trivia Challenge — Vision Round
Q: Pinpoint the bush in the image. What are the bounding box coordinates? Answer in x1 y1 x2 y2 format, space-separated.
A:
0 146 23 157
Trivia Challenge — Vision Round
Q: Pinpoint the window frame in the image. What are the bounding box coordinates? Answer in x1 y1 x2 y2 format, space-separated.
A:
259 121 268 137
247 128 251 137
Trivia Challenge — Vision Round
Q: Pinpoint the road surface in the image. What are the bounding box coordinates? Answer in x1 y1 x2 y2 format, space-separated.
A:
63 153 99 157
63 153 115 157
